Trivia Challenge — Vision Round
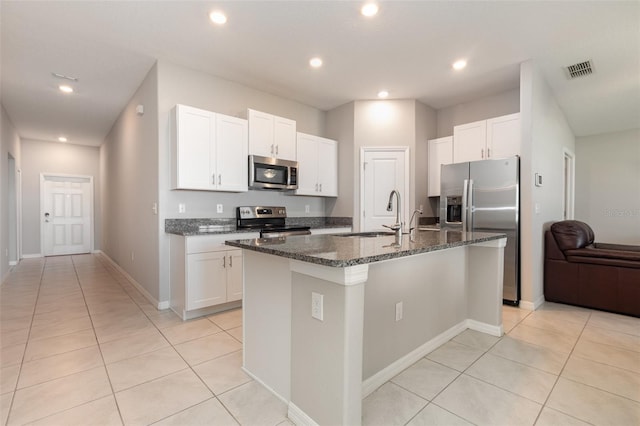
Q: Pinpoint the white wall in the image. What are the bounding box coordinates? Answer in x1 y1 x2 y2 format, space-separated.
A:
575 128 640 244
20 139 101 255
436 88 520 138
520 61 575 309
1 105 21 281
101 63 160 303
156 60 329 303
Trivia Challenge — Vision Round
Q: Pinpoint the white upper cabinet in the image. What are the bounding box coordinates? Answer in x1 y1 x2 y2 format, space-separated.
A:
427 136 453 197
453 112 521 163
248 109 296 161
172 104 248 192
486 113 521 160
295 132 338 197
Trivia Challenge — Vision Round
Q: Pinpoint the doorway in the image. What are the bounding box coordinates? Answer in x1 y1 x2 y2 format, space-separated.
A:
563 149 575 220
360 147 410 231
40 174 93 256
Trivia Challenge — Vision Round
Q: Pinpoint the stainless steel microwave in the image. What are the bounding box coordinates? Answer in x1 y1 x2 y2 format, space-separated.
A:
248 155 298 190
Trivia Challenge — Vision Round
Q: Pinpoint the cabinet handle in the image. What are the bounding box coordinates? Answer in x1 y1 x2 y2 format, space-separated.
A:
276 145 279 155
271 144 274 154
223 256 226 268
229 255 233 267
319 183 322 192
218 174 221 185
212 174 216 184
481 148 485 159
487 148 491 158
315 183 318 192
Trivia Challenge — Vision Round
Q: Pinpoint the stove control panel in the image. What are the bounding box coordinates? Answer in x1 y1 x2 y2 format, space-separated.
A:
237 206 287 219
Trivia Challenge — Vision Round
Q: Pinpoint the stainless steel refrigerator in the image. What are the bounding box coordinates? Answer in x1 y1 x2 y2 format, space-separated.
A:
440 156 520 304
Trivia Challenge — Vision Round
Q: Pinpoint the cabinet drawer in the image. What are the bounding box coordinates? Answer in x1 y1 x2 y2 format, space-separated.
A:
186 233 259 254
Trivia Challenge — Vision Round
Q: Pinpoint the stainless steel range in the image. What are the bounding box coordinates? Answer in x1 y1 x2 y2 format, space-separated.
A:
236 206 311 238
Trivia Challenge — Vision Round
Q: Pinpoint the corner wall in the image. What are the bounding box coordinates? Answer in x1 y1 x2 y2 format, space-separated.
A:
519 61 575 309
575 128 640 244
101 63 160 303
1 106 21 281
20 139 101 255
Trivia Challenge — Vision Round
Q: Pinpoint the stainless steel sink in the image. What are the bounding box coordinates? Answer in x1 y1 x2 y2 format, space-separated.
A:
334 232 396 238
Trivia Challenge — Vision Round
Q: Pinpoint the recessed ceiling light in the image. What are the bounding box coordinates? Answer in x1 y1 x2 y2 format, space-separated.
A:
59 85 73 93
209 11 227 25
361 3 379 17
309 57 323 68
58 136 68 142
452 59 467 71
377 90 389 99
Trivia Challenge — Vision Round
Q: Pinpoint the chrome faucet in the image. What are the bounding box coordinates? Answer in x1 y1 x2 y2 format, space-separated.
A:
383 190 403 239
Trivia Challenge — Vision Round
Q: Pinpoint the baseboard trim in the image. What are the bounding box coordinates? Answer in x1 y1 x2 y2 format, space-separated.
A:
466 319 503 337
97 252 166 310
22 253 43 259
287 402 318 426
519 295 544 311
361 320 467 398
241 366 289 405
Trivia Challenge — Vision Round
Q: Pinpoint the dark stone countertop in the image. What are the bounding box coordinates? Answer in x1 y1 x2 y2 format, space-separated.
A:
165 217 352 236
225 230 506 268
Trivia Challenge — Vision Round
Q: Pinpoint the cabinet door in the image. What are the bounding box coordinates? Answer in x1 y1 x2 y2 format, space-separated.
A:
453 120 486 163
487 113 520 159
274 116 297 160
248 109 274 157
186 251 227 310
216 114 248 192
295 133 319 195
317 137 338 197
427 136 453 197
175 105 215 190
226 250 243 302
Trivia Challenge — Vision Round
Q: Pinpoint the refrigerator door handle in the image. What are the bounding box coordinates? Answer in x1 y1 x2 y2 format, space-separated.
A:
467 179 474 231
462 179 469 233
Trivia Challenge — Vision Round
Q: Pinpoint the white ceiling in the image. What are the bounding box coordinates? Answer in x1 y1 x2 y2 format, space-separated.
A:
2 1 639 147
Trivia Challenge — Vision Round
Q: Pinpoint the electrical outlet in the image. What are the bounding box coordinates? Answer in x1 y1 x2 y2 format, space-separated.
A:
178 203 186 213
395 301 403 321
152 202 158 215
217 204 223 213
311 292 324 321
305 205 310 214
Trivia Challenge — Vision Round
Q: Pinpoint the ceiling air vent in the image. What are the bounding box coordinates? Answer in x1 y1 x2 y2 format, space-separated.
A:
565 60 594 79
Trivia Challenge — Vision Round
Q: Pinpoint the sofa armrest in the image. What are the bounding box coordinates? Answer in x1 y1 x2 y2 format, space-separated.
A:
564 247 640 262
595 242 640 253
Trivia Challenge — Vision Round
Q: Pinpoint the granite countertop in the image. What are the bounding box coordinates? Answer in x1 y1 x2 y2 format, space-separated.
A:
225 230 505 267
165 217 352 236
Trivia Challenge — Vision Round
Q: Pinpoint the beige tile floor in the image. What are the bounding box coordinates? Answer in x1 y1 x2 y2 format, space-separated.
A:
0 254 639 425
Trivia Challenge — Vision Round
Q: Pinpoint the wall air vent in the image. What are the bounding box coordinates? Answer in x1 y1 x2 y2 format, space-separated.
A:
565 60 594 79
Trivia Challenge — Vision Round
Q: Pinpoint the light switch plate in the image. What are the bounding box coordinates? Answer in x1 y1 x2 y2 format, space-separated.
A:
311 292 324 321
178 203 186 213
217 204 223 213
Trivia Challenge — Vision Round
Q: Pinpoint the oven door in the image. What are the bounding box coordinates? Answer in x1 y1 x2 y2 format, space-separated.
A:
249 155 298 190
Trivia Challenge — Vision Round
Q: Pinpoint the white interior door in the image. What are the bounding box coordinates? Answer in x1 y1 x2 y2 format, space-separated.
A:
42 175 93 256
361 148 409 231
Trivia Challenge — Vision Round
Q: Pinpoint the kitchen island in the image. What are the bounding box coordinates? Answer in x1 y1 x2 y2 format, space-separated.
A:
226 230 506 426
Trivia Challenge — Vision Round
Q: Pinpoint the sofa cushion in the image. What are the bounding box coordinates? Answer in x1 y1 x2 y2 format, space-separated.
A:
551 220 595 251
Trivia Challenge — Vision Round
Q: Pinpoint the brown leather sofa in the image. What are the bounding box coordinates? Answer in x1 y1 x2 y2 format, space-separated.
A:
544 220 640 317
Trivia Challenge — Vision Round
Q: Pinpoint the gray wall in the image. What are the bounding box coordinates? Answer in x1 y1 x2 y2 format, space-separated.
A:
519 60 575 308
101 63 160 302
415 101 438 218
325 102 355 220
20 139 101 255
436 88 520 138
1 105 22 281
156 60 329 303
575 128 640 244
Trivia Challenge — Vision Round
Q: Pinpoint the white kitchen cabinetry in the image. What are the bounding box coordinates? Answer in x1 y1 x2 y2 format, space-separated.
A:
170 233 258 320
427 136 453 197
309 227 351 235
453 113 520 163
296 132 338 197
248 109 296 161
172 104 248 192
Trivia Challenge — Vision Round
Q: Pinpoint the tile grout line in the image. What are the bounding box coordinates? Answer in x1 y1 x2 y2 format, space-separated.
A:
4 258 45 426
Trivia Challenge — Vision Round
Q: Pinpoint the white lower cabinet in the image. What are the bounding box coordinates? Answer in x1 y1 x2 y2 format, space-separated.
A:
170 233 257 320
